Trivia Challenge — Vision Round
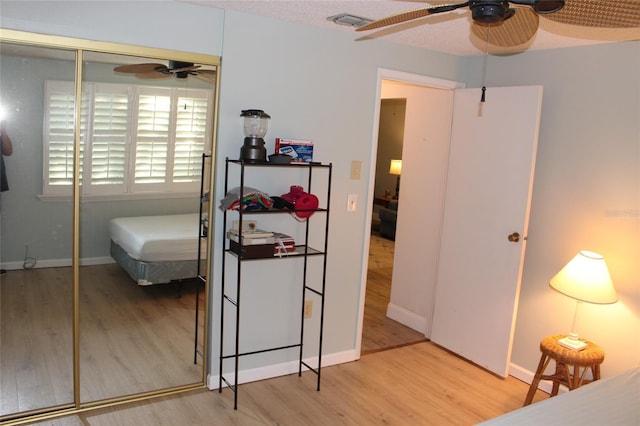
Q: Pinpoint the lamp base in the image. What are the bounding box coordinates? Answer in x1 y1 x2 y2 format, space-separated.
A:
557 334 587 351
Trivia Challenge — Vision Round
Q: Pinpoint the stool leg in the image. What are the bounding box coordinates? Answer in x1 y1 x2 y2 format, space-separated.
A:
593 364 601 381
551 361 565 396
524 354 548 406
570 364 581 389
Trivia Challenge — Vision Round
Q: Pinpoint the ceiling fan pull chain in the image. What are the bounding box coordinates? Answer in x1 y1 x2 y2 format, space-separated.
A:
480 24 491 103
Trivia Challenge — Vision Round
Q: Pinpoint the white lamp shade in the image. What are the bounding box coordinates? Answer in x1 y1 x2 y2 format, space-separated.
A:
549 251 617 304
389 159 402 176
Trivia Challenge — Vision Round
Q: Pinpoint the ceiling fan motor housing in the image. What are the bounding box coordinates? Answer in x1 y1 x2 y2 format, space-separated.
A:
470 0 511 24
167 60 196 79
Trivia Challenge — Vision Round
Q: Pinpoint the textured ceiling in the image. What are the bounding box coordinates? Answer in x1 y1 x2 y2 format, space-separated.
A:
183 0 640 56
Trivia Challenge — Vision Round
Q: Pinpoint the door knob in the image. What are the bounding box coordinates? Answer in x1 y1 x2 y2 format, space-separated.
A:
508 232 520 242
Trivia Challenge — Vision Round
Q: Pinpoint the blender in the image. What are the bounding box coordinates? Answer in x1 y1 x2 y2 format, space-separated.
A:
240 109 270 163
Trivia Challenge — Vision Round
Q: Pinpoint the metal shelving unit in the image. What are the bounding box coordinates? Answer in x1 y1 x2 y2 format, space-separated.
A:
219 158 332 409
194 153 211 364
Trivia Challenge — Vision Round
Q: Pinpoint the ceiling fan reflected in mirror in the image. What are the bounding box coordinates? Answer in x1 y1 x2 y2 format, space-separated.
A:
356 0 640 48
113 60 216 82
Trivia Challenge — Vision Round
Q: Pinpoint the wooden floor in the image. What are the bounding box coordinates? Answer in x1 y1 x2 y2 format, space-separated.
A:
27 342 548 425
362 234 426 353
4 236 550 424
1 265 204 418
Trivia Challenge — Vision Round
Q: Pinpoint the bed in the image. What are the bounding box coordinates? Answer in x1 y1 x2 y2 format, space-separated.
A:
109 213 206 285
478 367 640 425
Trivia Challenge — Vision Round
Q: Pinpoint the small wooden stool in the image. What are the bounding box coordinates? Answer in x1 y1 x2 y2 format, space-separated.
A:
523 334 604 406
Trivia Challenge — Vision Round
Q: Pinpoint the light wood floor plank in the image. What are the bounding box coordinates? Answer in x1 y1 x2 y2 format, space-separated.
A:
362 234 426 354
37 342 548 425
4 233 548 424
1 264 204 418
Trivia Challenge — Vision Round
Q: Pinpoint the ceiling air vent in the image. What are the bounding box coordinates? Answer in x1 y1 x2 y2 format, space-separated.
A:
327 13 373 28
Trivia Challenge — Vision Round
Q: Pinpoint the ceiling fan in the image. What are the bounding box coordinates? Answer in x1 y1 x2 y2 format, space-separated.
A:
113 60 216 82
356 0 640 48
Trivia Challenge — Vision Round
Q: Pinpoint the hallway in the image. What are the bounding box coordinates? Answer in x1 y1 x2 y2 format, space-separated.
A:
361 233 426 354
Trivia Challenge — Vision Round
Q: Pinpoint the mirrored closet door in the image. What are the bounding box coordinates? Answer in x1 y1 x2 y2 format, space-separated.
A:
0 41 77 419
0 29 219 422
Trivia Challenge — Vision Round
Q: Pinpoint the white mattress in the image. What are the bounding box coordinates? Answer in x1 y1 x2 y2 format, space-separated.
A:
109 213 204 262
478 367 640 425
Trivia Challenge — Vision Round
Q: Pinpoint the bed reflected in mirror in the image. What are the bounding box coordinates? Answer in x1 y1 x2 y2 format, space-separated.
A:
0 32 217 421
77 51 214 403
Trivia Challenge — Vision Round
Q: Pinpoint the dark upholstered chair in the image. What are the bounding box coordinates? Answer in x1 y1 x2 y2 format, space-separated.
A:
378 200 398 240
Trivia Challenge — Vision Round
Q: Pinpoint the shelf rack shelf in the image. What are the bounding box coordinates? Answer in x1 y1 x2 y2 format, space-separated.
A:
219 157 332 409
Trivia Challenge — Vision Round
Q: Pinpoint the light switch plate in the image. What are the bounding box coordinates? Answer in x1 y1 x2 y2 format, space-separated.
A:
350 161 361 180
347 194 357 212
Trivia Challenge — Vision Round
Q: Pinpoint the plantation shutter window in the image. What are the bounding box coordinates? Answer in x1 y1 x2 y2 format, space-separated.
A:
172 91 210 188
44 81 76 195
134 88 171 189
87 84 130 194
42 81 213 198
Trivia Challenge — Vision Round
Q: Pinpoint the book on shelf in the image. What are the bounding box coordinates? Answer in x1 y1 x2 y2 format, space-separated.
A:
273 232 295 253
226 230 275 245
227 228 274 238
275 245 296 254
229 240 274 259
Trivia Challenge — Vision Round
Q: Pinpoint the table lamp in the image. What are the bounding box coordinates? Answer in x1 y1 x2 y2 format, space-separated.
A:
549 251 617 350
389 159 402 199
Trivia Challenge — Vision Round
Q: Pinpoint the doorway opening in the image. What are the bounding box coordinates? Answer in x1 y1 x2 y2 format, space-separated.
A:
359 71 464 357
362 98 425 354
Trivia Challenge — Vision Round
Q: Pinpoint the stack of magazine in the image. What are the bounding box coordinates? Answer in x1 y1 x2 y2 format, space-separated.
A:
226 223 296 258
226 228 274 245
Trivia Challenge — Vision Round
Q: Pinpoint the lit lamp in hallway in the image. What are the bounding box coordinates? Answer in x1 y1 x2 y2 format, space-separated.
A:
549 251 618 351
389 159 402 199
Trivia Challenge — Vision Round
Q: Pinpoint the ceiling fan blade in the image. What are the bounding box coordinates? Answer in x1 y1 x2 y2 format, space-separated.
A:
113 63 167 74
196 70 217 77
471 7 540 47
356 2 470 32
194 73 216 84
543 0 640 28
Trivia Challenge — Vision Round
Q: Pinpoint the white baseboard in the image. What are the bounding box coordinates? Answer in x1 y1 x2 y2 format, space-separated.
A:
1 256 114 270
509 362 567 395
207 349 359 390
386 303 427 334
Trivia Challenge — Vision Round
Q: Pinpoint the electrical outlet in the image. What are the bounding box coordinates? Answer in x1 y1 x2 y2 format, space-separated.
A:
304 300 313 318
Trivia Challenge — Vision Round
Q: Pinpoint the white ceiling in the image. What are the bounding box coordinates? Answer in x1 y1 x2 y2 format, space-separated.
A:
183 0 640 56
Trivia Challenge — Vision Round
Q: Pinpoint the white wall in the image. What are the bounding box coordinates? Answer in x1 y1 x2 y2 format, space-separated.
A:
462 42 640 378
212 11 464 376
0 1 224 56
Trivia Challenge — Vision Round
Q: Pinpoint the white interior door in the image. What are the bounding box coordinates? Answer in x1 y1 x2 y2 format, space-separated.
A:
431 86 543 378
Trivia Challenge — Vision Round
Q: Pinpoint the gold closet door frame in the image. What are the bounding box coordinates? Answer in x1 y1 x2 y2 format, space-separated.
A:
0 28 219 425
